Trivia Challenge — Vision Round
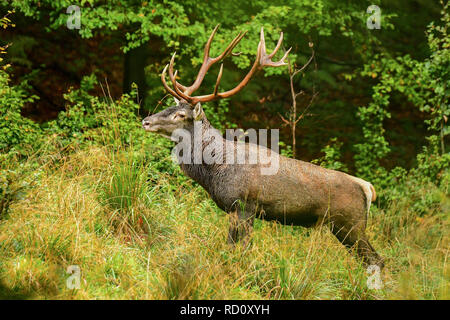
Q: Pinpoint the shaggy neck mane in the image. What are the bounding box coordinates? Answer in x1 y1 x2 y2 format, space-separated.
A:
178 116 226 187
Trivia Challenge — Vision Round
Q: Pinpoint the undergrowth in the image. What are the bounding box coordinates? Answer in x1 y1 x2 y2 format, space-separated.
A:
0 139 447 299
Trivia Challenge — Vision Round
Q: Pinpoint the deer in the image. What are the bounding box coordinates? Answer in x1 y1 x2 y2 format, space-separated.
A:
142 25 384 269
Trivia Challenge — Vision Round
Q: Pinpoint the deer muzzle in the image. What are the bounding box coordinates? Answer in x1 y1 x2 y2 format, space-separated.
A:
142 117 158 132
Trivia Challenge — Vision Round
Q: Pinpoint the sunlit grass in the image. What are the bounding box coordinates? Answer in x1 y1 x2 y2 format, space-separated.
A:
0 145 448 299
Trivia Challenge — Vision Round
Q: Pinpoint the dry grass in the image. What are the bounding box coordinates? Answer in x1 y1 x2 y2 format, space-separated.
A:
0 145 448 299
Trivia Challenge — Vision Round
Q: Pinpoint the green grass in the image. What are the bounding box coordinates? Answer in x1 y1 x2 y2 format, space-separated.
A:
101 153 149 232
0 145 448 299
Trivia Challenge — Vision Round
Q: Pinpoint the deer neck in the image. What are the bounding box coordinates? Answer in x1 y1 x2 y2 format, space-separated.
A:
178 117 226 186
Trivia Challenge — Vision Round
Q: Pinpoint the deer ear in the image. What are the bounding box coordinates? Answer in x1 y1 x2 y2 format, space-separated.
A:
193 102 203 120
173 97 180 106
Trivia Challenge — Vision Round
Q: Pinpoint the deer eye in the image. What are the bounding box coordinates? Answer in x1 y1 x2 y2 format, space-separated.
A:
174 112 186 120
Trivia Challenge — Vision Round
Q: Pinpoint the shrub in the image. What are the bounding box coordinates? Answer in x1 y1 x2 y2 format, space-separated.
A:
0 153 40 218
311 138 348 172
0 11 41 155
44 74 144 148
354 2 449 187
102 155 148 217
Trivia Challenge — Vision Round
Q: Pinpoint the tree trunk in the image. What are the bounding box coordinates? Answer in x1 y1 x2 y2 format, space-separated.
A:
123 44 148 105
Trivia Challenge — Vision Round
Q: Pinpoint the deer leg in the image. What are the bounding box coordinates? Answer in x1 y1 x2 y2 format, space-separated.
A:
227 208 255 248
329 221 384 269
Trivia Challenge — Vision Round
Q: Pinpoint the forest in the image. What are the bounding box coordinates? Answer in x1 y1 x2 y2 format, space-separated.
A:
0 0 448 300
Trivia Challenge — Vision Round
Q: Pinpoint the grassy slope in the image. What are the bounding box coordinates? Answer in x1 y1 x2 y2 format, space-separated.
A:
0 144 448 300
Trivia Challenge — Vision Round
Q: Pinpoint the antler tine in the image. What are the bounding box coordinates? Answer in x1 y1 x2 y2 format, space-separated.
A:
188 42 264 104
259 27 291 67
277 47 292 65
161 26 290 105
187 28 290 104
213 30 248 62
203 24 220 62
168 64 192 102
213 63 224 96
168 52 188 92
184 25 247 95
267 31 283 59
161 64 182 100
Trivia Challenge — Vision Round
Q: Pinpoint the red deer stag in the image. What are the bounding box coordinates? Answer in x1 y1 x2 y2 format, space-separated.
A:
142 25 384 268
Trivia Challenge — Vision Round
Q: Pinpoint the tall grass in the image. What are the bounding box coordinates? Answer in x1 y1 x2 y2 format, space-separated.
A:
0 143 448 299
102 154 148 228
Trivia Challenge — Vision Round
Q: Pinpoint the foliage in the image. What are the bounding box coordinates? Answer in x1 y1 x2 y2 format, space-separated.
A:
311 138 348 172
0 144 447 299
0 0 448 300
0 11 40 154
0 152 41 219
0 10 14 69
101 153 149 233
0 70 41 153
355 1 449 187
0 11 40 217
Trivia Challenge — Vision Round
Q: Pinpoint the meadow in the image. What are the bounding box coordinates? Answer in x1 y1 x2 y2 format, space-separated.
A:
0 1 449 300
0 128 447 299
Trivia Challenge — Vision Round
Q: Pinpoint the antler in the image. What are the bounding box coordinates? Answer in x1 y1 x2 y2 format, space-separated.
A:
161 25 291 105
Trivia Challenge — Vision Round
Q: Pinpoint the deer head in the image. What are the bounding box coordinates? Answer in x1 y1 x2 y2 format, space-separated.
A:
142 25 290 136
142 99 204 137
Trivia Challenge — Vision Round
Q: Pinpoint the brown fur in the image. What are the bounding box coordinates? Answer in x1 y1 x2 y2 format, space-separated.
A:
370 184 377 202
143 102 384 268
